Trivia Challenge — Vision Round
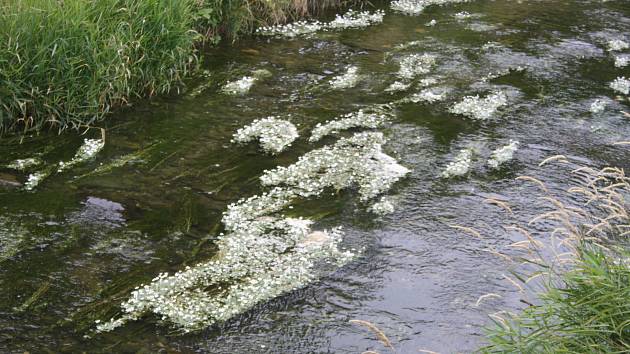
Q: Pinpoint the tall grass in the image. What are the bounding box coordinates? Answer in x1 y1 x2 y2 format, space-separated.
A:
0 0 198 133
0 0 361 134
481 166 630 353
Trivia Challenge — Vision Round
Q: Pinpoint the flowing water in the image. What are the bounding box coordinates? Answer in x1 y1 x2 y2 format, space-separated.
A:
1 0 630 352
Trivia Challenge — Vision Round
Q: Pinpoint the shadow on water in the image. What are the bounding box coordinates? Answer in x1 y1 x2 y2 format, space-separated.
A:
1 0 630 352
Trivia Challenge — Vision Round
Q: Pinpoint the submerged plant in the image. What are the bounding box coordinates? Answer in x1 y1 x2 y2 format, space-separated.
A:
57 138 104 173
255 9 384 38
309 110 388 142
442 148 473 178
487 140 519 169
329 66 361 90
232 117 299 154
450 91 508 120
609 77 630 95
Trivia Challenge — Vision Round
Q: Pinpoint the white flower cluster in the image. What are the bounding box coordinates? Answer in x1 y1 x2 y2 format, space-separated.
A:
6 157 41 171
454 11 472 19
232 117 299 155
23 171 50 191
255 9 384 38
607 39 629 52
409 89 446 103
369 196 396 215
450 91 508 120
385 81 412 93
426 19 437 27
396 53 437 80
442 149 472 178
261 132 410 202
58 138 104 172
98 131 409 333
420 77 439 87
391 0 470 16
590 99 606 114
488 140 519 169
309 110 388 142
222 76 256 95
330 66 361 90
610 77 630 95
615 55 630 68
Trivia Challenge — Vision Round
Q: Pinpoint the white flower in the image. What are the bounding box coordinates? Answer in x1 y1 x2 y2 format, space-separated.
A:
615 55 630 68
232 117 299 154
222 76 256 95
330 66 361 89
385 81 412 93
590 99 606 114
24 171 51 191
6 157 42 171
610 77 630 95
488 140 519 169
607 39 629 52
409 89 446 103
391 0 470 16
397 53 437 80
256 10 384 38
310 110 388 142
442 149 473 178
369 196 396 215
426 19 437 27
450 91 508 120
58 138 104 172
454 11 472 19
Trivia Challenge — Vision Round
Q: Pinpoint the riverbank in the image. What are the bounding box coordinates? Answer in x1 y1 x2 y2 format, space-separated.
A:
0 0 361 134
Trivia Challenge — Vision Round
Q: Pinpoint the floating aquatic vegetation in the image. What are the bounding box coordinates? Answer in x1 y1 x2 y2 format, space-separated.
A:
409 89 446 103
615 55 630 68
426 19 437 27
450 91 508 120
24 170 51 191
607 39 629 52
329 66 361 90
261 132 410 201
396 54 437 80
57 138 105 173
480 66 525 82
590 99 606 114
309 110 388 142
232 117 299 155
391 0 470 16
609 77 630 95
222 76 256 95
6 157 42 171
256 9 384 38
442 149 473 178
369 196 396 215
385 81 412 93
0 216 28 262
420 77 439 87
488 140 519 169
454 11 472 19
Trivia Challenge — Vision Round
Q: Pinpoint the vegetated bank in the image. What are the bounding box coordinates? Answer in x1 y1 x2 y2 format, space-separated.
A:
481 166 630 353
0 0 362 135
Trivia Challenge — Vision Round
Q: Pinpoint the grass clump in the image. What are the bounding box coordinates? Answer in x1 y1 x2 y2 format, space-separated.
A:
0 0 361 134
481 166 630 353
0 0 198 133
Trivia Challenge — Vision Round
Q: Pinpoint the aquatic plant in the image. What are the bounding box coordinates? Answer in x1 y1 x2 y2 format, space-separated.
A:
261 132 410 201
57 139 105 173
222 76 257 95
420 77 440 87
330 66 361 90
609 77 630 95
232 117 299 154
409 89 446 103
450 91 508 120
391 0 470 16
607 39 629 52
309 110 388 142
6 158 42 171
369 196 396 215
454 11 472 19
487 140 519 169
441 149 473 178
24 171 51 191
385 81 412 93
396 54 437 80
614 55 629 68
589 99 606 114
426 19 437 27
255 9 384 38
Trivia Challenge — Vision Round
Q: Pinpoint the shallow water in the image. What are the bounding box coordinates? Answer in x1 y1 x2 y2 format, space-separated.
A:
1 0 630 352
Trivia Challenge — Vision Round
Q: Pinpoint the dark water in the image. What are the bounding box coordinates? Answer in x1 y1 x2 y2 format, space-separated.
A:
1 0 630 352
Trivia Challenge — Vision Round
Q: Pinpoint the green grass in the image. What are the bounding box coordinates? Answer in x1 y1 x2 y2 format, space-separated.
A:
0 0 360 134
482 244 630 353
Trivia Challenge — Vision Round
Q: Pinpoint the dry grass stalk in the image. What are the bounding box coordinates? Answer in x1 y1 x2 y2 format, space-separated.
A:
538 155 569 167
349 320 395 352
449 225 484 239
484 198 513 215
